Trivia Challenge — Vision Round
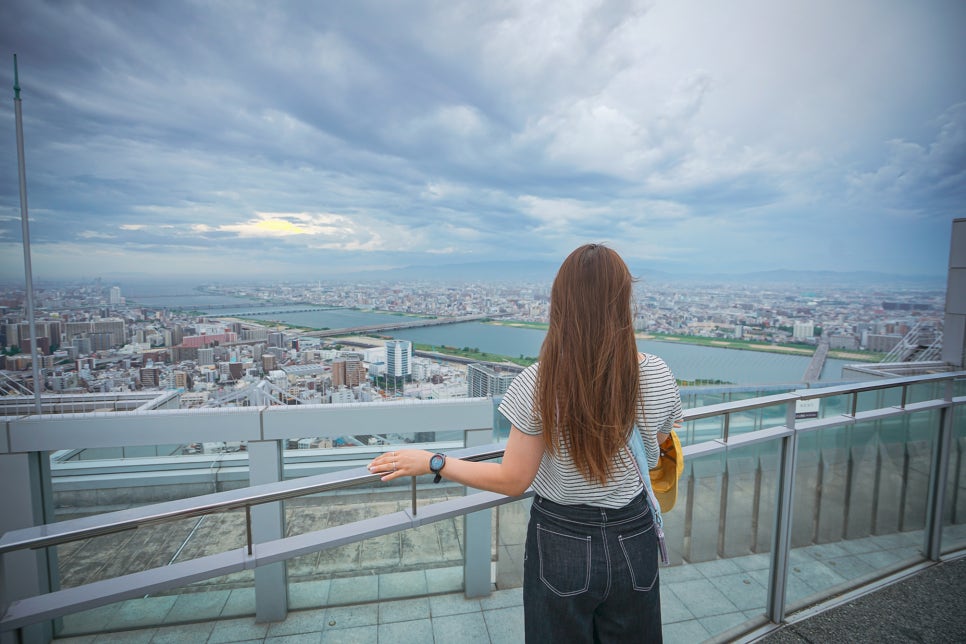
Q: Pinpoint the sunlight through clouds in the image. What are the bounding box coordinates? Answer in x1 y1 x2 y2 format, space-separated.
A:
219 212 355 238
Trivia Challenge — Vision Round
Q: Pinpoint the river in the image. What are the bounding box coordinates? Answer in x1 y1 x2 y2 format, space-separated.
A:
177 304 854 385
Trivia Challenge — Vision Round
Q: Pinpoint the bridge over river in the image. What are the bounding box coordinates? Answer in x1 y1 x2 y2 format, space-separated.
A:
802 338 830 382
213 306 343 316
301 314 508 338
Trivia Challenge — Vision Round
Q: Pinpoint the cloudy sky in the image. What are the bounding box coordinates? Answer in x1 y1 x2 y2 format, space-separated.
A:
1 0 963 283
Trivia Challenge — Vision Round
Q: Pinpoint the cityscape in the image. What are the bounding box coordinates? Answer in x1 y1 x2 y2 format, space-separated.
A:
0 276 946 420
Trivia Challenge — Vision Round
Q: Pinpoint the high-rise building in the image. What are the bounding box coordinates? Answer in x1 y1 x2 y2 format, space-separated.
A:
92 318 127 347
139 367 161 388
109 286 122 306
47 320 62 346
16 322 53 349
65 321 92 341
343 353 365 387
170 345 199 363
331 358 346 388
793 321 815 340
332 353 365 389
466 363 516 398
268 332 286 348
261 354 277 372
197 347 215 366
89 332 114 352
72 337 92 356
385 340 412 379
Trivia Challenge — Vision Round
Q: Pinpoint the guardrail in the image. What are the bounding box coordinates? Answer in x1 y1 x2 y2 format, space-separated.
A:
1 371 964 641
0 443 506 557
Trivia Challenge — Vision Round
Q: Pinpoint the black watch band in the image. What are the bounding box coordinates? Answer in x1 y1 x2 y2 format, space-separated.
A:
429 453 446 483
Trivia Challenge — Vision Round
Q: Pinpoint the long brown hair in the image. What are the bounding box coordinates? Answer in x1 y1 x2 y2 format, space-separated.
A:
537 243 639 485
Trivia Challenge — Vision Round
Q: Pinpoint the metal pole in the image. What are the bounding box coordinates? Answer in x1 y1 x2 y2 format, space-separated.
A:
13 54 43 415
766 402 798 623
924 380 955 561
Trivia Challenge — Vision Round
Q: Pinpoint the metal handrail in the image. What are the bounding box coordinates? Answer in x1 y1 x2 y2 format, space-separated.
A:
792 371 957 399
0 443 506 556
3 370 962 559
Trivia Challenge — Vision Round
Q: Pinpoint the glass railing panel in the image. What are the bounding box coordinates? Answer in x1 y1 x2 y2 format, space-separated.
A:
684 415 724 445
785 412 935 613
282 473 466 610
278 425 472 609
287 487 466 611
790 428 820 547
56 508 255 637
680 388 726 408
680 386 792 412
661 440 779 639
729 403 791 440
816 393 850 419
57 444 188 459
942 403 966 554
51 440 253 637
856 385 901 413
906 381 944 405
495 497 531 590
759 401 792 430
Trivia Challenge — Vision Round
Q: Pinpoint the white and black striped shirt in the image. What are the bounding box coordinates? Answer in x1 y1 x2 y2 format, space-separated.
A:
498 353 683 508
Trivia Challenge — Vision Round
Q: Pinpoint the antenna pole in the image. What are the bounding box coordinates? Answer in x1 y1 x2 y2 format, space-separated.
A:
14 54 43 414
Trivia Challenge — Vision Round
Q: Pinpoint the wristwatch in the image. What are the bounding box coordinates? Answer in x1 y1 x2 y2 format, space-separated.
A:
429 453 446 483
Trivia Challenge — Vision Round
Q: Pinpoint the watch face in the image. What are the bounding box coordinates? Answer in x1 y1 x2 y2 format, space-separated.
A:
430 454 444 472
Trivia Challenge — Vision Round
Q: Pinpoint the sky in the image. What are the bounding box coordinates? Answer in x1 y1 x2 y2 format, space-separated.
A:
1 0 964 283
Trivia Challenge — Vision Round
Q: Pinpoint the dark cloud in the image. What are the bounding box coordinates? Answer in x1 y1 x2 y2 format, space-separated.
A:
1 0 963 280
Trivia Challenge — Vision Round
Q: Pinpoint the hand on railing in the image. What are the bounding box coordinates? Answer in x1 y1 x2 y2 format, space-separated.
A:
369 449 435 482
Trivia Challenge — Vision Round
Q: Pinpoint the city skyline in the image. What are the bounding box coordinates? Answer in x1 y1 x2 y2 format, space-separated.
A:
1 1 964 281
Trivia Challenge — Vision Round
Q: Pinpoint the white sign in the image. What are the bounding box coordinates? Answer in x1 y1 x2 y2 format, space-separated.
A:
795 398 820 419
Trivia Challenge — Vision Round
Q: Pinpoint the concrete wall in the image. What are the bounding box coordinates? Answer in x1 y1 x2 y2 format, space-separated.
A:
943 218 966 368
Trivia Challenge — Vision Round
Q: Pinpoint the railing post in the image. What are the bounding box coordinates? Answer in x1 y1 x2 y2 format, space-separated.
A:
0 451 54 644
463 427 493 598
766 404 798 624
249 439 288 622
924 381 955 561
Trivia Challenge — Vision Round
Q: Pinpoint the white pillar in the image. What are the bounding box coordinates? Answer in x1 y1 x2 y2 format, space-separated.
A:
248 440 288 622
0 452 55 643
463 427 494 598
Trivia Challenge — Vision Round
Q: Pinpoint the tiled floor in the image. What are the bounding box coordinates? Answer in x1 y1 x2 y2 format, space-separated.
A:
52 525 966 643
55 586 524 644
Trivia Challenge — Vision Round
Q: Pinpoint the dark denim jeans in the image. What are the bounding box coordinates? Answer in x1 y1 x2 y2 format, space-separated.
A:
524 492 662 643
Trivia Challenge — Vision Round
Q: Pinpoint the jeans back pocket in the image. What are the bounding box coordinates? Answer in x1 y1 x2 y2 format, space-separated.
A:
535 523 592 596
618 523 658 592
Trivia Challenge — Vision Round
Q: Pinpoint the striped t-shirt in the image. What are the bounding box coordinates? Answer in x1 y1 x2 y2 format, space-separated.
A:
497 353 683 508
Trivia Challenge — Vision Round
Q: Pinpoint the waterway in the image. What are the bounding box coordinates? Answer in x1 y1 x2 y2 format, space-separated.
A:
388 322 852 385
181 304 853 385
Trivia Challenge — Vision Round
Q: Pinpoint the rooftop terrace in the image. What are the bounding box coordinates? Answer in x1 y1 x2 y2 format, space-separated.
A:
2 369 965 643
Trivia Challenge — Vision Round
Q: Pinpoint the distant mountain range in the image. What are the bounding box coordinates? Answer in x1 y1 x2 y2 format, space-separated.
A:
8 262 942 290
335 260 946 289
